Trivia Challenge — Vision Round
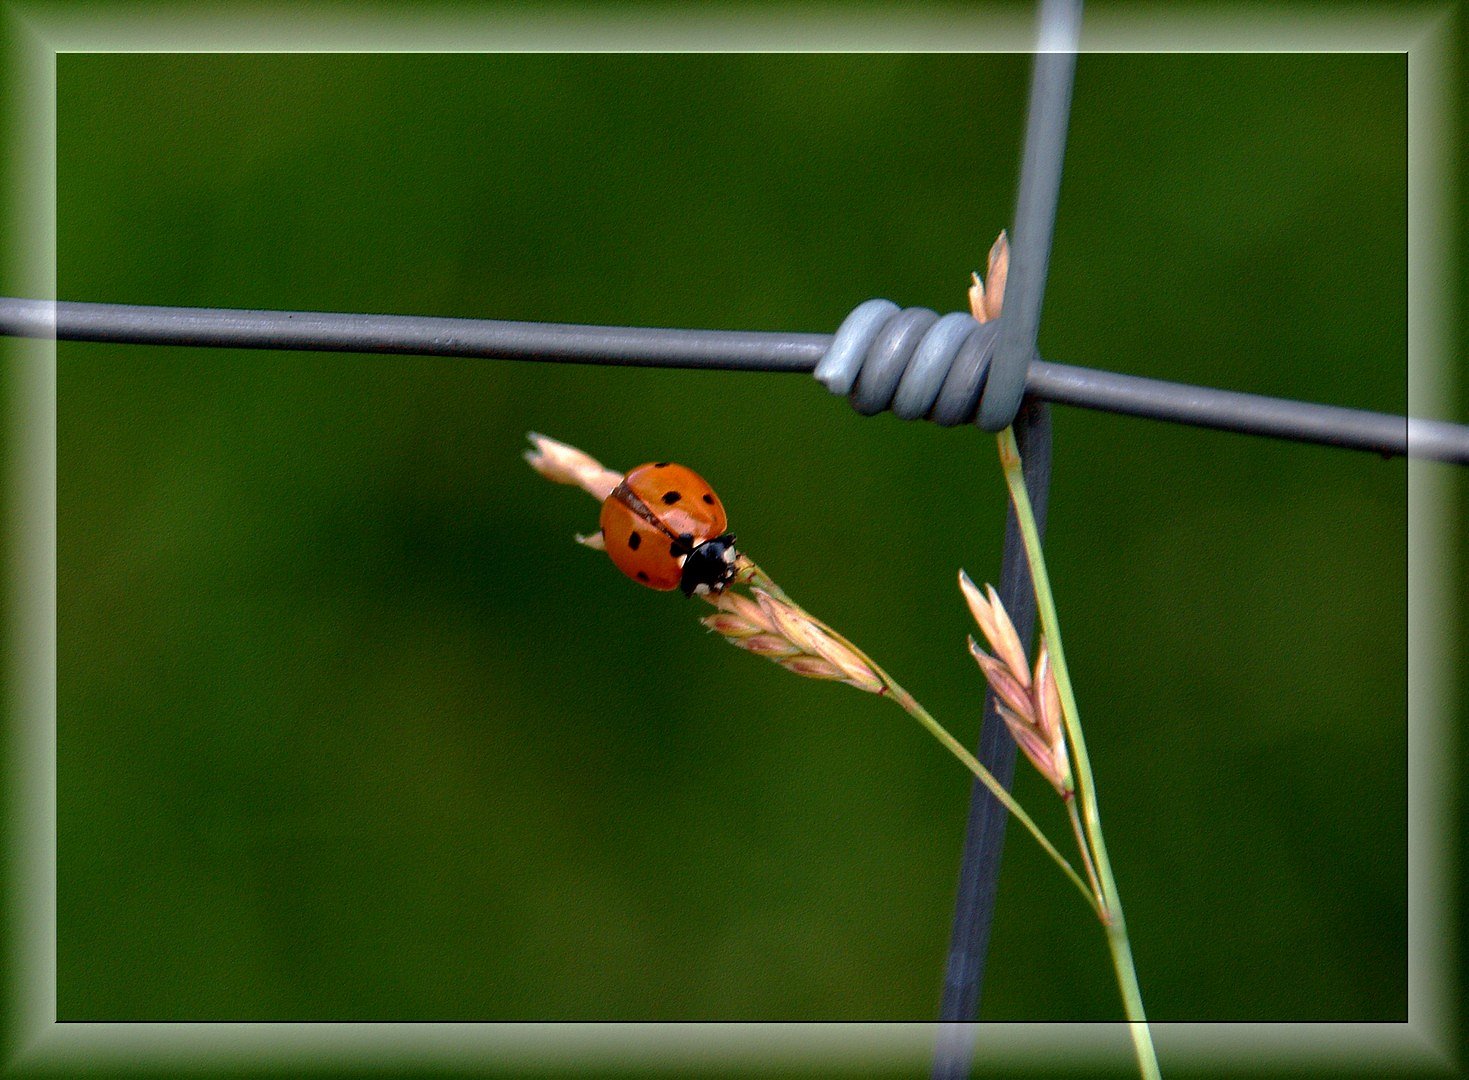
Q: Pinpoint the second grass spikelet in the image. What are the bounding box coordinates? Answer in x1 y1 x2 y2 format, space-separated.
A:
701 585 884 694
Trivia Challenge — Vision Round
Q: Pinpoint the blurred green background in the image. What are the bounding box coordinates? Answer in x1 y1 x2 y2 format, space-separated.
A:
44 49 1416 1032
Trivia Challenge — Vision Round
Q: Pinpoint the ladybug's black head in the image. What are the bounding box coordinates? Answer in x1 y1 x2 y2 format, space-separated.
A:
680 534 738 598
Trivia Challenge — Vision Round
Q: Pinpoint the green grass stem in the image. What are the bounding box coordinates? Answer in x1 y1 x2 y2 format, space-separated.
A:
997 426 1162 1080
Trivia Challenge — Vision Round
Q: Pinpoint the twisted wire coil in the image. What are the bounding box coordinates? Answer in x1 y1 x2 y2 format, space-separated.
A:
814 299 1023 430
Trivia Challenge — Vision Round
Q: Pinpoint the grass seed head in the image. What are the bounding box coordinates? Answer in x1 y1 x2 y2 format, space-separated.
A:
524 432 623 501
713 591 778 634
961 571 1072 796
1033 646 1065 748
742 634 805 658
702 586 883 694
967 636 1033 719
780 655 849 681
995 702 1062 789
968 230 1009 324
959 570 1030 688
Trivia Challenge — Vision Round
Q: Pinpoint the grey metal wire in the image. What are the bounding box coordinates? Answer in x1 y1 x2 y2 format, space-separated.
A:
934 402 1052 1076
2 296 1462 463
980 0 1079 432
934 3 1078 1070
0 297 826 371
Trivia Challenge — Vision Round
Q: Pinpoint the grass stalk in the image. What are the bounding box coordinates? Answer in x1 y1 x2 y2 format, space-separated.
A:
997 425 1162 1080
1065 797 1103 903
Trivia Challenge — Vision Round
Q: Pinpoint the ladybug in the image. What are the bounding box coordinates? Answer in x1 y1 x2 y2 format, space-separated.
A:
599 462 738 596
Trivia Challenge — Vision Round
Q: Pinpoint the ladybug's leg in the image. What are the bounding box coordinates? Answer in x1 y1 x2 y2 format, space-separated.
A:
574 531 607 551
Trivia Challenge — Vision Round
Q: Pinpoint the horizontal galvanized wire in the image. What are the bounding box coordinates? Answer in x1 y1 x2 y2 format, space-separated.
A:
2 296 1463 464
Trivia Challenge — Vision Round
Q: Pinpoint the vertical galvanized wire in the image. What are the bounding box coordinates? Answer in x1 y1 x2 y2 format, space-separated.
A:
979 1 1080 433
933 401 1050 1073
933 1 1079 1074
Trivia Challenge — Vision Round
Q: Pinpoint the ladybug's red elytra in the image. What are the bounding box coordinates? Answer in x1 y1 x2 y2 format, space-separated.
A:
598 462 738 596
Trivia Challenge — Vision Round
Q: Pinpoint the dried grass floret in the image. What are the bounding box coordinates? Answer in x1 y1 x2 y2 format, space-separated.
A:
523 431 623 500
702 587 883 694
960 570 1072 797
968 230 1010 324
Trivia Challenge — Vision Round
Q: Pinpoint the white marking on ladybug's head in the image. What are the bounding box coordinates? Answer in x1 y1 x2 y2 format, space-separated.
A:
692 582 712 597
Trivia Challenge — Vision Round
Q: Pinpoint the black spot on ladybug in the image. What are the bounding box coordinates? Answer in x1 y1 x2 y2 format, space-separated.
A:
655 462 669 468
627 532 641 550
669 533 695 558
637 571 650 582
669 541 682 557
702 493 715 504
662 491 682 505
